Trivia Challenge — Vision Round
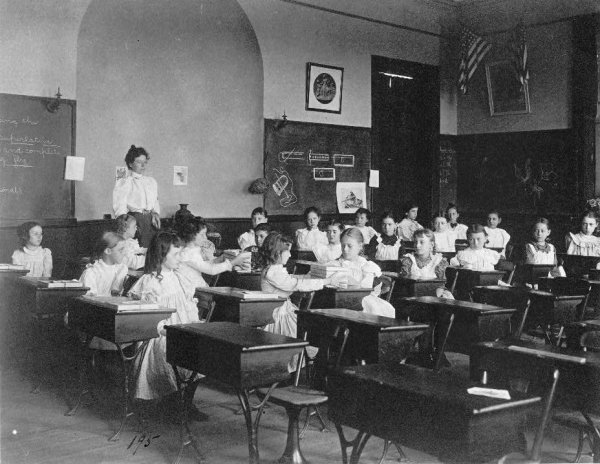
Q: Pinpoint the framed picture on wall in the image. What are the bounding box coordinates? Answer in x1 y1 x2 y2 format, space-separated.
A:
485 60 530 116
306 62 344 113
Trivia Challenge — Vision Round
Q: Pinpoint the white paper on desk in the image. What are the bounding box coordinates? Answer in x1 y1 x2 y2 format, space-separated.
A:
369 170 379 188
467 387 511 400
64 156 85 181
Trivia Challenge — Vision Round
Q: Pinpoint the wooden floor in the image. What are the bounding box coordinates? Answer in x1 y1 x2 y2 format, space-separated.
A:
0 355 593 464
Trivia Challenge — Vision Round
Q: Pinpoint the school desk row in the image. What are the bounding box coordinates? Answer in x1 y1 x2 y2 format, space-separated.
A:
5 267 600 463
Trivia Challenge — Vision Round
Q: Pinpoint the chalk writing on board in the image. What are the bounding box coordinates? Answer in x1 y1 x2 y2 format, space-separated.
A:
313 168 335 181
0 155 34 168
332 154 354 167
0 116 39 126
271 167 298 208
0 186 23 195
278 149 329 165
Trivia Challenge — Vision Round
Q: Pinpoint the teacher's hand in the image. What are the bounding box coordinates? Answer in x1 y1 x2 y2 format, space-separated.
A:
151 211 161 230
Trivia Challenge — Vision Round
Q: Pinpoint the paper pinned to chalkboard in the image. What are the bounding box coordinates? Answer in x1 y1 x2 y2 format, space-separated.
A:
369 170 379 188
64 156 85 181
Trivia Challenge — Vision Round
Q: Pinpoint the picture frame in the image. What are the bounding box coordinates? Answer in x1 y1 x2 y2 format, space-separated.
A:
485 60 530 116
306 62 343 114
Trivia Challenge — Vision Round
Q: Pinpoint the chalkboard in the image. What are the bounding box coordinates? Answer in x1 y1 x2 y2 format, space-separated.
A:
0 93 75 223
264 120 371 215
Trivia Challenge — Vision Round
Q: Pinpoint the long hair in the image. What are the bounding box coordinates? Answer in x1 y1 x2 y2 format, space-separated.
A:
17 221 42 246
175 217 207 244
144 231 182 278
259 232 292 266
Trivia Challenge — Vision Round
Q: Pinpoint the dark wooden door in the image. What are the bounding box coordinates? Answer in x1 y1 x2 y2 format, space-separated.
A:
371 56 439 223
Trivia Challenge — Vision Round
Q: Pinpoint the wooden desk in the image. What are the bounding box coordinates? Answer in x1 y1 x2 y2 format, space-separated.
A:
373 260 399 272
291 250 316 261
166 321 307 464
297 308 428 365
470 339 600 416
219 270 263 290
0 268 31 366
558 253 600 278
565 319 600 350
328 363 541 463
195 286 287 327
312 286 373 311
293 259 316 275
446 267 505 301
385 273 445 307
515 264 554 285
15 277 90 390
67 297 175 441
397 296 514 356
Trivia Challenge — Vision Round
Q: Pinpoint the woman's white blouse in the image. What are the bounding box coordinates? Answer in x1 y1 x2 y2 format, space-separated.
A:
113 171 160 216
295 228 328 250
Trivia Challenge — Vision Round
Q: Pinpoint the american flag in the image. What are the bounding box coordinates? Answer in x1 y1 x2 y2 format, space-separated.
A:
458 27 492 95
509 23 529 89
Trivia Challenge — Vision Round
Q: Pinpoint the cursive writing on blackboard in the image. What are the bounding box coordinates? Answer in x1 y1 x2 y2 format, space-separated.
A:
0 186 23 195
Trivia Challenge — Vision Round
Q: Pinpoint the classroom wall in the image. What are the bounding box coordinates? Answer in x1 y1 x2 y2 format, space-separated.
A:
238 0 440 128
457 21 572 134
75 0 264 220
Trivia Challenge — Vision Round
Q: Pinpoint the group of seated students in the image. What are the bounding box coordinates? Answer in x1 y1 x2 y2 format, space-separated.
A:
11 203 600 409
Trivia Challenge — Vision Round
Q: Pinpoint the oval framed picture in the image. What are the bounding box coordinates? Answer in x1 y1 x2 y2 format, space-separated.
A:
306 62 344 114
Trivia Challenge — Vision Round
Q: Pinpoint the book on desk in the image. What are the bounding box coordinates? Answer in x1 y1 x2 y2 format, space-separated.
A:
229 289 281 300
309 264 346 278
0 264 28 271
37 279 85 288
78 295 159 311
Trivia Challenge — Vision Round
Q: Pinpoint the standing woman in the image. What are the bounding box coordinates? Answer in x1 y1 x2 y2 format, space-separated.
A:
113 145 160 247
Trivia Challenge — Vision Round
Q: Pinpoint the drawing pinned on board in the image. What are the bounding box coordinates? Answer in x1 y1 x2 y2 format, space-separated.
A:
271 166 298 208
313 168 335 181
336 182 366 213
173 166 188 186
333 154 354 167
278 149 329 165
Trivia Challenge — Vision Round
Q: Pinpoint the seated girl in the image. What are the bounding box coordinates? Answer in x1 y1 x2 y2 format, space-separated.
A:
178 218 249 288
525 218 565 277
348 207 378 243
565 211 600 256
484 210 511 256
397 202 423 241
450 224 500 271
115 214 146 270
431 216 455 253
12 221 52 277
328 228 396 317
295 206 328 250
312 219 343 263
77 231 129 350
129 231 200 401
446 203 468 240
366 211 402 260
238 207 268 250
400 229 453 298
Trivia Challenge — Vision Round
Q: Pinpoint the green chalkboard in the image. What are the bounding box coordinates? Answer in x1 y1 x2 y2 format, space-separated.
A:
264 120 371 216
0 93 75 223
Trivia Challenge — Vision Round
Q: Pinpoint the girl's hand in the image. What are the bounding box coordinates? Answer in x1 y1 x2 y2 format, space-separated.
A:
328 272 348 288
151 211 161 229
231 251 251 268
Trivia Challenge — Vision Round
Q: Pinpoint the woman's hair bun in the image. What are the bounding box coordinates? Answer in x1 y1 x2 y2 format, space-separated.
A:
130 144 136 149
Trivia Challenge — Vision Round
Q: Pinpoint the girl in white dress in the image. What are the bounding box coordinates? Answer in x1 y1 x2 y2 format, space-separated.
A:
177 218 249 288
76 232 129 350
295 206 328 250
484 210 511 256
450 224 501 271
366 211 402 261
525 218 565 277
397 202 423 241
312 219 343 263
348 207 378 243
115 214 146 270
400 229 453 298
129 231 199 401
431 216 455 253
565 212 600 256
12 221 52 277
446 203 468 240
329 227 396 318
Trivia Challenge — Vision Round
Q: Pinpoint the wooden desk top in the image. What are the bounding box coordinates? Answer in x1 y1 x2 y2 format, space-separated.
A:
294 259 317 266
18 276 90 292
323 285 373 293
474 339 596 365
447 267 505 276
300 308 428 331
0 268 29 275
195 286 286 302
401 296 514 314
383 273 445 285
73 296 175 316
167 322 307 351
